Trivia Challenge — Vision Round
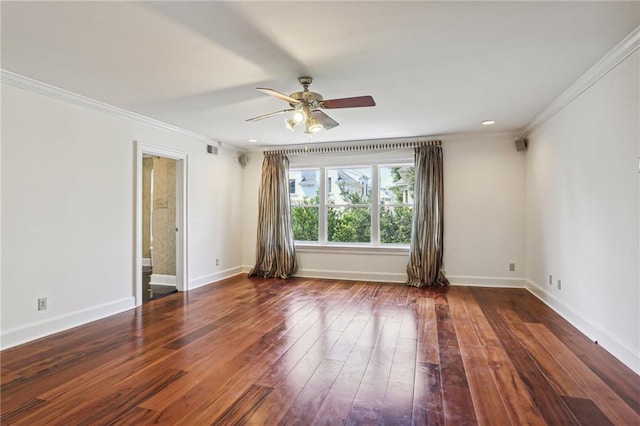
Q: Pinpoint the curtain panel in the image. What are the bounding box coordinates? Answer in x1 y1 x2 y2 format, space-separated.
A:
249 154 298 279
406 144 449 287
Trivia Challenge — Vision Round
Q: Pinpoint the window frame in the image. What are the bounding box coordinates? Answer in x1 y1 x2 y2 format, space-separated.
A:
289 168 321 243
290 161 414 251
325 166 373 244
378 165 415 245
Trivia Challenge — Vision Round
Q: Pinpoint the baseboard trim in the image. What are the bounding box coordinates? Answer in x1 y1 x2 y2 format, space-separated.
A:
189 266 244 290
448 275 526 288
142 258 151 267
294 268 406 283
150 283 176 289
149 274 176 286
0 297 135 350
525 279 639 375
243 265 405 283
241 267 525 287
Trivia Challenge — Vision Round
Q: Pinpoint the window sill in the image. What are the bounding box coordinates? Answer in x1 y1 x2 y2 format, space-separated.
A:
295 243 410 256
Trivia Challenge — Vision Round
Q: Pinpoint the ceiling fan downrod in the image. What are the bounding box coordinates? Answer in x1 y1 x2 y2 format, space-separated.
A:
298 76 313 92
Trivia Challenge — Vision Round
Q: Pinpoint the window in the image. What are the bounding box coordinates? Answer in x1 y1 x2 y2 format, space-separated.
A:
290 163 414 246
290 169 319 242
379 166 414 244
327 167 372 243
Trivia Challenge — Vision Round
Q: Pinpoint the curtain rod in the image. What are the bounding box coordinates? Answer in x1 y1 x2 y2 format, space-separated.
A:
263 140 441 156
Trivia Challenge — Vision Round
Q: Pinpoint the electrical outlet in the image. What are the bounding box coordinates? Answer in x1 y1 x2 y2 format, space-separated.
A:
38 297 47 311
549 275 553 285
509 263 515 272
557 279 562 290
216 258 220 266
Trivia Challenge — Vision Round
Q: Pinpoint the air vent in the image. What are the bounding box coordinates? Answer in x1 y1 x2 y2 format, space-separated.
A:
207 144 218 155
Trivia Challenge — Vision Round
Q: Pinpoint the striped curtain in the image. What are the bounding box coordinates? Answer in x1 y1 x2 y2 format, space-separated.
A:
249 154 298 279
406 144 449 287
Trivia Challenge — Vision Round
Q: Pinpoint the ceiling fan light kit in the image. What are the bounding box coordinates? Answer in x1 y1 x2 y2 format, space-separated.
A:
247 76 376 137
306 116 322 134
292 109 306 123
285 118 296 131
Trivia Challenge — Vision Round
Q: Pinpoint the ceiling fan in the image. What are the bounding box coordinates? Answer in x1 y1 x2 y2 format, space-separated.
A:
246 76 375 135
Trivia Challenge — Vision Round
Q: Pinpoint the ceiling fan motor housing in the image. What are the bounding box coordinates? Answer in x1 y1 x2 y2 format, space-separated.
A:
289 91 323 108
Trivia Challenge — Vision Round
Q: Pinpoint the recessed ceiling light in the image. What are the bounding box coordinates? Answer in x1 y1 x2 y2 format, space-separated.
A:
482 120 496 126
248 139 258 142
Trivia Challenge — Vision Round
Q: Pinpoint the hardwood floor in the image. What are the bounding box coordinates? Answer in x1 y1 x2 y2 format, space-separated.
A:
2 275 639 425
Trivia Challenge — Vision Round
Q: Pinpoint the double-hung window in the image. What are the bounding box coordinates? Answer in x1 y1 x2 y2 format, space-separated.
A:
290 163 414 247
327 167 372 243
290 169 320 242
379 165 414 244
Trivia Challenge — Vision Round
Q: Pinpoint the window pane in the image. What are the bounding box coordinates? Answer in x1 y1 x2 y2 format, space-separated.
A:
292 206 319 241
380 206 413 244
326 167 371 205
379 165 414 205
290 169 320 206
328 206 371 243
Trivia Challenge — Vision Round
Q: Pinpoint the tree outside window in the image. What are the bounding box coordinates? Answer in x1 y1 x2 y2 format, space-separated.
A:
290 169 319 241
379 166 414 244
327 168 371 243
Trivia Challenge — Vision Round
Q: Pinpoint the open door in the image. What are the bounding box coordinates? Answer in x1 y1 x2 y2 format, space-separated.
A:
135 142 187 306
142 156 179 302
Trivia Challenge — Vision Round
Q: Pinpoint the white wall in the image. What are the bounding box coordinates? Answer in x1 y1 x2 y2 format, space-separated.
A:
444 136 525 285
242 134 525 287
1 82 244 348
525 50 639 373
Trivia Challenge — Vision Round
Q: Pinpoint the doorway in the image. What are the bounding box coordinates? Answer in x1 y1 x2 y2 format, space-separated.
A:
135 142 187 306
142 155 178 302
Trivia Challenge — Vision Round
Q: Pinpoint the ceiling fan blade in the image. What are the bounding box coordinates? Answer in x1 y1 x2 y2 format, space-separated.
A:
246 109 293 122
321 95 375 109
313 110 339 130
256 88 300 104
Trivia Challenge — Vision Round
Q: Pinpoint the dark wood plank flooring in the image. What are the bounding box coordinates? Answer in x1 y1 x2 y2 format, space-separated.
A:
2 275 639 425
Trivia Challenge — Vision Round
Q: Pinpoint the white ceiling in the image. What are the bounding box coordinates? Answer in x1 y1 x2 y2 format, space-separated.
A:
2 1 638 149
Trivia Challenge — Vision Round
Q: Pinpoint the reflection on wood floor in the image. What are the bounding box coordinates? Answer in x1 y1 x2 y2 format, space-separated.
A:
1 275 639 424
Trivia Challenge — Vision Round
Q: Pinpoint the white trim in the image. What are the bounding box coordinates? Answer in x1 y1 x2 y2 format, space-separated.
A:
0 69 220 145
293 268 406 283
189 266 244 290
525 279 639 375
240 266 524 287
448 275 525 288
149 274 176 286
0 297 135 350
142 257 151 267
135 142 188 306
523 26 640 136
150 284 177 290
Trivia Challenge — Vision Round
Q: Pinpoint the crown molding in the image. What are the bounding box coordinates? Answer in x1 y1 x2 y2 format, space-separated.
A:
0 69 218 144
523 25 640 136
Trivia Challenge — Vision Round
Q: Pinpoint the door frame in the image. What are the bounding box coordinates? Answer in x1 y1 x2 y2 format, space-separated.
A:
134 141 188 306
